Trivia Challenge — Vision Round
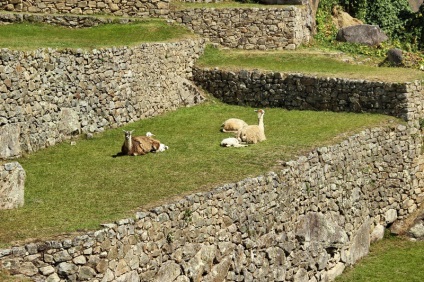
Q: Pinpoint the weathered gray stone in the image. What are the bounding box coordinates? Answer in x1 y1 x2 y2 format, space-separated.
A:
58 108 80 136
57 262 78 276
0 124 21 159
347 220 370 264
183 245 216 281
385 209 398 224
0 162 25 210
327 262 345 281
78 266 96 280
20 262 38 276
295 212 348 247
386 48 404 66
336 24 388 46
409 221 424 238
154 261 181 282
370 224 385 243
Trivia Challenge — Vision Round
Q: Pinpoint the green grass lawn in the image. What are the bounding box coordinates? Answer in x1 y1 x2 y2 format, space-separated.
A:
0 101 399 246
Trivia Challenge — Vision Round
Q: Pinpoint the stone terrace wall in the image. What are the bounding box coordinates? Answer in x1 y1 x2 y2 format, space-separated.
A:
193 68 424 122
0 0 170 17
170 6 312 50
0 39 206 160
1 124 423 281
0 11 140 27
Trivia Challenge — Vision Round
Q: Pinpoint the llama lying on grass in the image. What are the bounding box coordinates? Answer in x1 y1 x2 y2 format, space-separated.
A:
220 137 248 148
236 109 266 144
220 118 248 133
121 130 160 156
146 132 169 152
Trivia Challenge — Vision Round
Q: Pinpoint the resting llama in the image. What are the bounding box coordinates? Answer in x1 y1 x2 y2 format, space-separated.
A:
220 137 248 148
220 118 248 133
236 109 266 144
121 130 160 156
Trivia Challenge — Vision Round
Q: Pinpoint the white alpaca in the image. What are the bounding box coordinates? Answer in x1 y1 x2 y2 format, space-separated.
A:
236 109 266 144
220 118 248 133
220 137 248 148
146 132 169 152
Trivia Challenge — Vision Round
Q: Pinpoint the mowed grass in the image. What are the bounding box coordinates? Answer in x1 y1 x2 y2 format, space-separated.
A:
197 45 424 83
336 235 424 282
0 101 399 246
0 19 195 50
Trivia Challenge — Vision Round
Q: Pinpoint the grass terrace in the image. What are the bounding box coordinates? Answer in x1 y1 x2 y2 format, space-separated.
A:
0 101 401 246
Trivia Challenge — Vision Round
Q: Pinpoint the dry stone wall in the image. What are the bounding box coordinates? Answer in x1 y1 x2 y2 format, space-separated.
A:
192 68 424 122
0 0 170 17
0 12 140 27
170 6 312 50
0 39 206 159
1 123 423 281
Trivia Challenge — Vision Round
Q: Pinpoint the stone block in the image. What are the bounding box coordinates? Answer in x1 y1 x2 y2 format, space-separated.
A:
0 162 25 210
0 124 21 159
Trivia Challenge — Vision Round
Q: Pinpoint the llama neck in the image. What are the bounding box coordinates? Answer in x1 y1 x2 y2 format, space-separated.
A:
126 138 133 151
258 115 264 130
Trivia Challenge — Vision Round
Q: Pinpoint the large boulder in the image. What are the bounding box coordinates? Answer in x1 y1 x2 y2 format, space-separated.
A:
336 24 388 46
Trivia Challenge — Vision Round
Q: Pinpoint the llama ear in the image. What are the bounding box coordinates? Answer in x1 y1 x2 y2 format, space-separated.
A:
130 130 134 134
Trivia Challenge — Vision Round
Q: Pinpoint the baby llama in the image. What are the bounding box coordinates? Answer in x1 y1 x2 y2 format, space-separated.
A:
236 109 266 144
220 137 248 148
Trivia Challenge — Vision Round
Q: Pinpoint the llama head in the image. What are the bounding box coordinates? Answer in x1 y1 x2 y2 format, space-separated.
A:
255 109 265 115
123 130 134 140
